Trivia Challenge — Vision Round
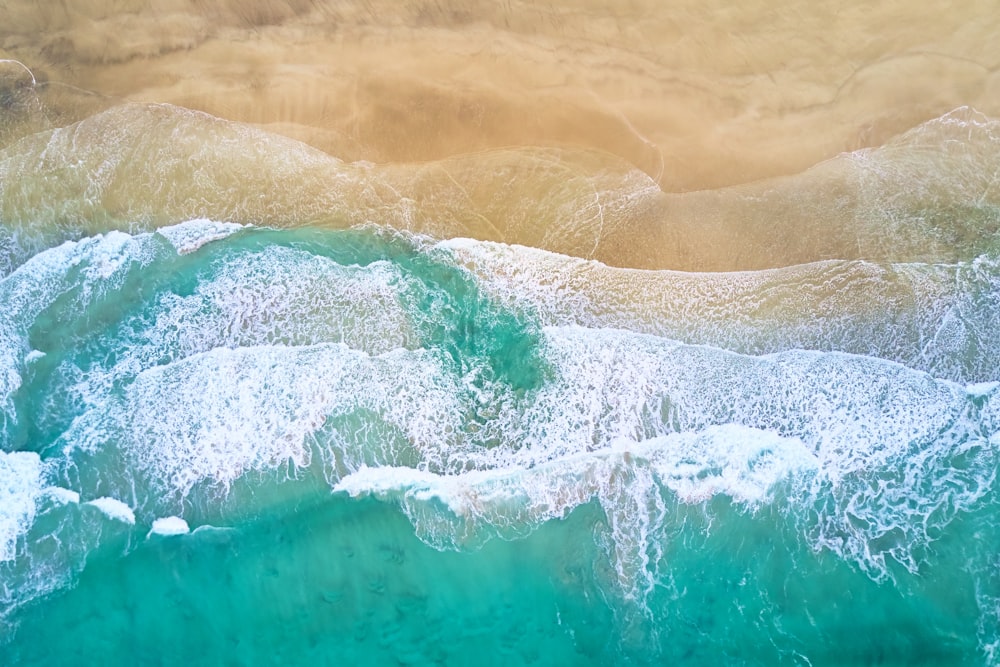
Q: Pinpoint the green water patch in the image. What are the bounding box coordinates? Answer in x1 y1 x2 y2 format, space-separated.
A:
640 490 989 666
3 480 995 666
0 496 618 667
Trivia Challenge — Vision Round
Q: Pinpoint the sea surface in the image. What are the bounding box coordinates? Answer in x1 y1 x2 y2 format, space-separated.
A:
1 2 1000 665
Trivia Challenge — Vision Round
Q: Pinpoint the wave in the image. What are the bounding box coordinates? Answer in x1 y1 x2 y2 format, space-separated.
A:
444 238 1000 382
3 104 1000 273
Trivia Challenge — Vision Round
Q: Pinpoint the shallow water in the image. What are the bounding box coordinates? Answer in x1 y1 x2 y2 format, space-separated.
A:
1 2 999 666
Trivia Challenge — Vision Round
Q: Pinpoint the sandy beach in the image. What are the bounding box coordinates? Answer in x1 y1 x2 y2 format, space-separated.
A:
2 0 999 193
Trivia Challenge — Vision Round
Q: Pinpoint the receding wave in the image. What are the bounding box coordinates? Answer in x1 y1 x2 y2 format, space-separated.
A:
445 239 1000 382
3 104 1000 273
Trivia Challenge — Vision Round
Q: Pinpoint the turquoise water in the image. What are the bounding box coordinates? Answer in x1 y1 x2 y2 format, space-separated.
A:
0 105 999 666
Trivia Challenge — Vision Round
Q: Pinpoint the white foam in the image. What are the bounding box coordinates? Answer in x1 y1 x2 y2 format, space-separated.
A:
44 487 81 505
646 424 818 503
336 425 818 601
71 342 468 501
66 245 422 410
441 238 1000 383
528 327 969 474
335 465 443 499
0 239 89 413
155 219 244 255
149 516 189 537
77 230 142 281
0 451 42 561
337 425 816 523
396 325 987 583
0 229 159 418
191 524 234 536
86 497 136 525
967 382 999 398
24 349 45 363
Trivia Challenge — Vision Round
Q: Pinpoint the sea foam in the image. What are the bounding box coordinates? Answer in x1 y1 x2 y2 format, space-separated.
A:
155 218 244 255
149 516 189 537
0 451 42 561
86 497 136 525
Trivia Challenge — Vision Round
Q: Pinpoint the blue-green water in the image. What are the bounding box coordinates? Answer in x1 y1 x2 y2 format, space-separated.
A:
1 104 1000 666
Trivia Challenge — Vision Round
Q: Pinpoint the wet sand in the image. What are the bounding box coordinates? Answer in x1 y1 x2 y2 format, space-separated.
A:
2 102 999 272
2 0 1000 192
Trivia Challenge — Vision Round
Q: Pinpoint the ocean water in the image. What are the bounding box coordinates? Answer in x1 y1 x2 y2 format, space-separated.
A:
2 2 1000 666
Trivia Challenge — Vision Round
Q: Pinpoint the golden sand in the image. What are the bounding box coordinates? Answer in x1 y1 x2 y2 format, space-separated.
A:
2 0 1000 192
